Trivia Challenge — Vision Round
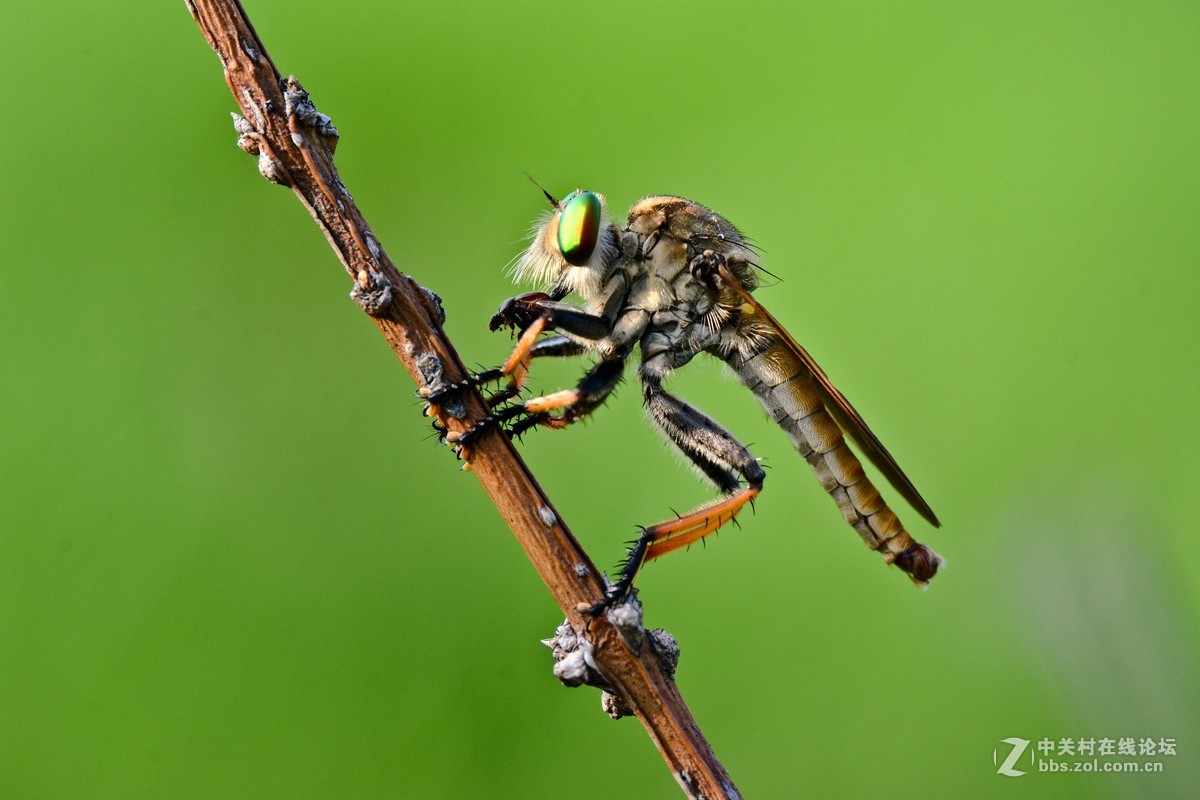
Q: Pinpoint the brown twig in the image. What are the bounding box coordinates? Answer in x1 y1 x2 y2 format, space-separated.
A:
186 2 739 797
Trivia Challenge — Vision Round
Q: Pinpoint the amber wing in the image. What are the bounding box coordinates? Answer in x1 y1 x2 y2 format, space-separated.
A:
718 264 940 528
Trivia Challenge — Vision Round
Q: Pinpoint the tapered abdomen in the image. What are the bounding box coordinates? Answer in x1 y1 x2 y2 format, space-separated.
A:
729 340 941 584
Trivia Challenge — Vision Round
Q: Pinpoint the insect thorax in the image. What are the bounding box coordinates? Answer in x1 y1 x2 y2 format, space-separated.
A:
621 197 764 359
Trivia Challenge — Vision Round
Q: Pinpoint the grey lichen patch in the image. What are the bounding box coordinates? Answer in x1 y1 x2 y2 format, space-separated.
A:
365 233 381 259
648 627 680 682
257 152 288 185
605 595 646 655
231 113 254 136
238 35 258 62
414 351 465 419
415 352 443 388
421 285 446 325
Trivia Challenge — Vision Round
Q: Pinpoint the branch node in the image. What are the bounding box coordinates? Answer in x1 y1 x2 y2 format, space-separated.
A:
602 690 636 720
283 75 339 153
231 113 289 185
350 268 394 317
543 620 616 693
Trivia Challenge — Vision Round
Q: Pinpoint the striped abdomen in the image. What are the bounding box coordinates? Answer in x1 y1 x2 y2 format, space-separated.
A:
729 339 941 584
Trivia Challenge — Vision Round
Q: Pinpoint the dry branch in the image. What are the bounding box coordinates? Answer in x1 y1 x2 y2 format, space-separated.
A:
186 2 739 797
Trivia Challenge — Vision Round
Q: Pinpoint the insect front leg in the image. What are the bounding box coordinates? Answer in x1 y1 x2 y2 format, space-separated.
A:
448 309 646 460
480 335 587 408
456 290 613 401
422 297 597 431
419 295 554 407
469 314 650 446
590 357 766 615
421 287 586 403
488 301 651 437
425 334 587 449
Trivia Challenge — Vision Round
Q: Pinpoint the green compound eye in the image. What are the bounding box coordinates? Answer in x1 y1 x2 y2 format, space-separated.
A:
557 191 601 266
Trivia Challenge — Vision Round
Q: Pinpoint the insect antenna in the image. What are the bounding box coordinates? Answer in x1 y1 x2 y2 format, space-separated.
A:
523 172 560 210
737 232 765 254
749 260 783 283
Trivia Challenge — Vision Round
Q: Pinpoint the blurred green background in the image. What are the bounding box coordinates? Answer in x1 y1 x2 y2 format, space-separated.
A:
2 1 1197 797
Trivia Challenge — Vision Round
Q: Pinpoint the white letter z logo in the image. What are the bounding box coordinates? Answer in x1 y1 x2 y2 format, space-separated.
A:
994 737 1030 777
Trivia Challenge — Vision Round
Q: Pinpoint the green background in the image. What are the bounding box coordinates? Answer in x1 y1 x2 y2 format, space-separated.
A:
3 1 1197 797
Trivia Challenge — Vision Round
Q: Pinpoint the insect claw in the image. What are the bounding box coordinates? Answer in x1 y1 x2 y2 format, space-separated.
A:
421 368 509 406
585 594 617 619
485 383 522 408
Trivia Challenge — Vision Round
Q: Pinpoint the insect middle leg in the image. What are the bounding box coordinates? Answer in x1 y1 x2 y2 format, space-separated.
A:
444 349 626 455
592 359 766 613
420 316 558 410
452 301 646 449
426 291 614 409
491 354 626 438
486 331 588 408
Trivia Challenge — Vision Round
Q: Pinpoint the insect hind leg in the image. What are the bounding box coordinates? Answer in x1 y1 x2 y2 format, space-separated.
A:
590 378 765 615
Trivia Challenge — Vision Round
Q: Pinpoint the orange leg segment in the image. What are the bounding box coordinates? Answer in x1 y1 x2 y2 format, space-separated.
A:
644 486 760 562
500 316 547 381
523 389 581 414
585 484 761 617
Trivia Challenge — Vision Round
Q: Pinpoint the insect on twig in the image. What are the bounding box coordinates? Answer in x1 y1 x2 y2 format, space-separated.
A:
425 187 943 614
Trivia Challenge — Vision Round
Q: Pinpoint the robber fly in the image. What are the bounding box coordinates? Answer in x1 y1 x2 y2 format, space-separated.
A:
429 187 942 614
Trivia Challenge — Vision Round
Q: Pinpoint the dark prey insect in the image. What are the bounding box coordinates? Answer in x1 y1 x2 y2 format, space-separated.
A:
426 188 942 615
